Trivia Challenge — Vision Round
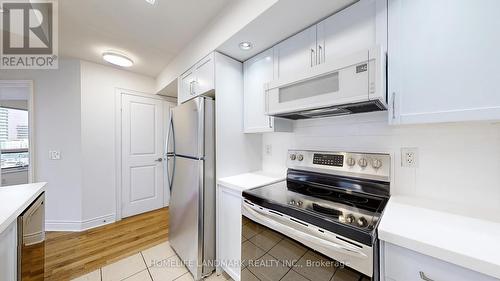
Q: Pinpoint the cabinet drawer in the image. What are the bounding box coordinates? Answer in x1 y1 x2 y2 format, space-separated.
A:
384 243 496 281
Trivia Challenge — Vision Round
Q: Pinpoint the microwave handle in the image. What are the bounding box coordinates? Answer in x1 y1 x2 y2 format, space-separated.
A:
243 202 367 258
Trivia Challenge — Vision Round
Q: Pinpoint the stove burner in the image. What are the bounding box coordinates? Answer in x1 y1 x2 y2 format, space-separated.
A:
338 193 370 204
305 186 333 196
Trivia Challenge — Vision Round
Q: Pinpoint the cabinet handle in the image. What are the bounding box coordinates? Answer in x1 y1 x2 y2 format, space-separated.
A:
318 45 323 64
392 92 396 119
268 117 272 128
419 271 435 281
310 48 315 67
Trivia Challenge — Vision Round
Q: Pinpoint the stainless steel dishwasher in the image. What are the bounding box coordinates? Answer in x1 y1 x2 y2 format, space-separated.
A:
17 192 45 281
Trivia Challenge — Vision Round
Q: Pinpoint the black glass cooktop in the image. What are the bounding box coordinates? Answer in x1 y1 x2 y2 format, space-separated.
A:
242 169 390 246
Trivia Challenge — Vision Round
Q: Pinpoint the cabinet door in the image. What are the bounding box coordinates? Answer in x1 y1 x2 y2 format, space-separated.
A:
194 53 215 96
244 48 274 133
388 0 500 124
317 0 378 64
274 25 317 79
179 67 196 104
384 243 497 281
0 221 17 281
217 185 242 281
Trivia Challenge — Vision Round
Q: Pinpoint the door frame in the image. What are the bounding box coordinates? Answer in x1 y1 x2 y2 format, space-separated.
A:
114 88 176 221
0 80 35 185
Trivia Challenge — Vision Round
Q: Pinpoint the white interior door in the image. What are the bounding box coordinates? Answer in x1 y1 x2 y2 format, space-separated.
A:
121 93 164 218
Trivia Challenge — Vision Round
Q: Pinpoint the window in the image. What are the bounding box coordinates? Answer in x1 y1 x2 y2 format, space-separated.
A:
0 107 29 169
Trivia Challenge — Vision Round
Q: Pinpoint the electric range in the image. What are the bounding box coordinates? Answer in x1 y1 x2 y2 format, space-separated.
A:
242 150 391 279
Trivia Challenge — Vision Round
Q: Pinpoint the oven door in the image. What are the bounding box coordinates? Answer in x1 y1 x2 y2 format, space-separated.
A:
242 200 373 277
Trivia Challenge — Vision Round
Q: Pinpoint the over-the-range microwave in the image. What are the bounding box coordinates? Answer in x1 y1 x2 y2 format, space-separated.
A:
265 46 386 119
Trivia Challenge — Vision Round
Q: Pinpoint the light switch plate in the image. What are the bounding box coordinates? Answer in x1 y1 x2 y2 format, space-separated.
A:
265 144 272 156
49 150 61 160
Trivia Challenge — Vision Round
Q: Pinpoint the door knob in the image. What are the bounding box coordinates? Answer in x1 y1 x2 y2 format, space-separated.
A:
155 158 163 162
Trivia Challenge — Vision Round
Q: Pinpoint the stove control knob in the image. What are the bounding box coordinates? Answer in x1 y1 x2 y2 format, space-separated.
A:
289 154 296 160
358 158 368 168
289 200 296 205
297 201 303 207
297 154 304 161
345 214 355 224
346 158 356 167
372 159 383 169
357 217 368 228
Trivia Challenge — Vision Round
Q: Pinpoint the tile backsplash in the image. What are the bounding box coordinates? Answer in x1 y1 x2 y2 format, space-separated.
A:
262 112 500 217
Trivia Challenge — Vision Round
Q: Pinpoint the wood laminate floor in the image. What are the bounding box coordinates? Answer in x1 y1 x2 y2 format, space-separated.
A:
44 207 169 281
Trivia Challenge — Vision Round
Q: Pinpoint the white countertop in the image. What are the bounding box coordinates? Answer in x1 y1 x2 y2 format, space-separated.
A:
0 182 46 233
217 171 284 192
379 196 500 279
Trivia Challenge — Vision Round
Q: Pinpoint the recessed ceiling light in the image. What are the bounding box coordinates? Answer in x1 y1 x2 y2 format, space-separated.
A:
239 42 253 51
102 51 134 67
145 0 156 5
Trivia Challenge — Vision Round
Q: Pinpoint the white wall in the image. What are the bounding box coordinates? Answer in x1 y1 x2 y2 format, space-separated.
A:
80 61 156 226
262 112 500 215
156 0 278 92
0 60 83 226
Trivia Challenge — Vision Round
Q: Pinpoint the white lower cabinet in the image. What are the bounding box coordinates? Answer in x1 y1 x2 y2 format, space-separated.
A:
216 184 242 281
383 242 497 281
0 221 17 281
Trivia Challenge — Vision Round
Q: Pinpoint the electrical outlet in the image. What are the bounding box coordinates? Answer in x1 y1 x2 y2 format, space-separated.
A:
265 144 272 156
49 150 61 160
401 147 418 168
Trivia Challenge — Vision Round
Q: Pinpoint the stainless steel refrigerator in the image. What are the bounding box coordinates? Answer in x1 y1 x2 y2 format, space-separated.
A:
166 96 215 280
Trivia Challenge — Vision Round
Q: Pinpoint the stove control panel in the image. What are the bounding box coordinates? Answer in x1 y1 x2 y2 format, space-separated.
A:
313 154 344 167
287 150 391 182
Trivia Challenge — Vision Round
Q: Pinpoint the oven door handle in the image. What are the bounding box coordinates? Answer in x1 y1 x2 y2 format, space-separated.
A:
243 202 367 258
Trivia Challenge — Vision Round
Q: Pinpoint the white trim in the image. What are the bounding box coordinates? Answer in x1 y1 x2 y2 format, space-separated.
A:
81 214 115 230
115 88 172 221
45 214 116 232
45 220 82 232
0 80 35 185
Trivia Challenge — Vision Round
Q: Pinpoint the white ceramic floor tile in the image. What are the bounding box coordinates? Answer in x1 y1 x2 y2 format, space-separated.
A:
148 254 188 281
101 253 147 281
123 270 153 281
204 271 233 281
142 241 176 268
71 269 101 281
173 272 195 281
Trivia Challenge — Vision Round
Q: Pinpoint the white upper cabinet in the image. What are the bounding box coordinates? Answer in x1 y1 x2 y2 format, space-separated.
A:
317 0 379 63
244 48 292 133
274 25 317 79
388 0 500 124
194 53 215 96
178 66 196 104
178 53 215 104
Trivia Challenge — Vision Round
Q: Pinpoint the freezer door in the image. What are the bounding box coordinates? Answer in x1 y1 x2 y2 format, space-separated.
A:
169 156 203 280
172 98 204 158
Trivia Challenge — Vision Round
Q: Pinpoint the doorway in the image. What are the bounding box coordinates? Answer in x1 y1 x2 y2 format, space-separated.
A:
116 89 175 219
0 81 34 187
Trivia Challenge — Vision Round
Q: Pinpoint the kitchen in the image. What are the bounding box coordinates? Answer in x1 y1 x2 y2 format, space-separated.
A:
1 0 500 281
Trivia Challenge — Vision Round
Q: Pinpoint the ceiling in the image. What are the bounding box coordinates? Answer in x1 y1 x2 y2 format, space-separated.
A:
217 0 357 61
59 0 231 77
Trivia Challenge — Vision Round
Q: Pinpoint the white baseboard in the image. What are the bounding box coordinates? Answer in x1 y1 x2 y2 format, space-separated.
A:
45 220 82 232
81 214 115 231
46 214 116 232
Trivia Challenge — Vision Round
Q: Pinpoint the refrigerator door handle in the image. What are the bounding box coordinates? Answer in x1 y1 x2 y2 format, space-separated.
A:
167 109 176 193
197 98 205 158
